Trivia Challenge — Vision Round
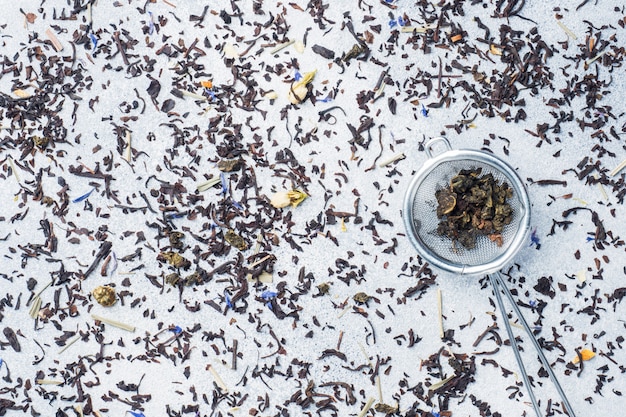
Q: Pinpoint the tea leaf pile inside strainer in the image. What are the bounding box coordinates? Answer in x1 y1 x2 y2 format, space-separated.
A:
413 159 524 265
403 139 530 275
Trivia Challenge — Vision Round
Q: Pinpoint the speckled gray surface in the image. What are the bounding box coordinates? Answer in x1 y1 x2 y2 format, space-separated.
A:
1 1 625 416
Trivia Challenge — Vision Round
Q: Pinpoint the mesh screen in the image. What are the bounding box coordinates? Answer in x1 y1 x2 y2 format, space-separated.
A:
410 158 525 267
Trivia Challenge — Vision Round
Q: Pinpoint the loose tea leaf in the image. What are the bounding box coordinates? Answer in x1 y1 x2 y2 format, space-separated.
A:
3 328 20 352
436 168 513 249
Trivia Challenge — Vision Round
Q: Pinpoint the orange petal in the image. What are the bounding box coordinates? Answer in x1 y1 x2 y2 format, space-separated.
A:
200 80 213 88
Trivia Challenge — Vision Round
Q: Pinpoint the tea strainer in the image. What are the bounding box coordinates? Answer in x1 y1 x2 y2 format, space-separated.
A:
402 137 576 417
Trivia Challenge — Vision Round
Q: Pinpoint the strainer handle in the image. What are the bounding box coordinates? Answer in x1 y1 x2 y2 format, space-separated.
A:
424 137 452 158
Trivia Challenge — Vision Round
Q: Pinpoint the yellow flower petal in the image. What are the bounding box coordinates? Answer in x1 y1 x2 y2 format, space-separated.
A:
297 70 317 87
288 70 317 104
270 191 291 208
287 189 308 208
571 348 595 364
288 84 308 104
13 89 31 98
490 44 503 56
264 90 278 100
294 40 305 53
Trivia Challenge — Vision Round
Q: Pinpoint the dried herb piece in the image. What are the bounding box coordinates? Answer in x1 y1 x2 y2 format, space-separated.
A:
353 292 371 305
374 403 398 414
436 168 513 249
225 230 247 250
92 286 117 306
157 251 191 269
168 231 185 249
217 159 243 172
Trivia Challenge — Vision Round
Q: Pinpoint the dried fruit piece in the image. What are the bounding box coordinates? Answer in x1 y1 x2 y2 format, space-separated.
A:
572 348 595 364
435 189 457 215
92 286 116 306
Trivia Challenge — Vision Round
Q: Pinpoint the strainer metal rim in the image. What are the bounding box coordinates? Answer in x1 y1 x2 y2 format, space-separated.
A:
402 139 531 275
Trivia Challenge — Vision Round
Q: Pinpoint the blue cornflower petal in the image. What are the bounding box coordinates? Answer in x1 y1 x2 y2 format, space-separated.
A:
586 236 594 242
388 19 397 28
72 188 95 203
89 33 98 53
0 358 3 368
420 104 429 117
167 211 187 219
397 16 406 26
148 11 155 35
261 290 278 300
224 291 232 308
530 228 541 247
220 173 228 195
231 200 243 210
126 412 146 417
170 325 183 335
294 70 302 81
205 88 216 101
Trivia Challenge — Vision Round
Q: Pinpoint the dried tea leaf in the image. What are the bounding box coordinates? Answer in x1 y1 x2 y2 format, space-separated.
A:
312 44 335 59
3 327 21 352
147 79 161 99
161 99 175 112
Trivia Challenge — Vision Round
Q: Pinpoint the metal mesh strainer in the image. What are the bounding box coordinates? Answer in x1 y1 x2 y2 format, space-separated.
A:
402 138 576 417
403 137 530 275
